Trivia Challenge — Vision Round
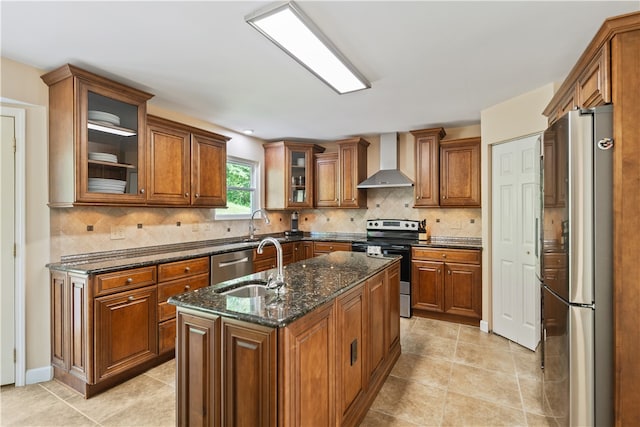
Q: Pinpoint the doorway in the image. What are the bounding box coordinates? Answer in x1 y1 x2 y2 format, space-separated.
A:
491 134 540 351
1 106 26 386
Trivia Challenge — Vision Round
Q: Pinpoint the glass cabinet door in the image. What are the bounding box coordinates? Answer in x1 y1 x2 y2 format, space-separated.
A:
289 149 309 207
78 81 147 203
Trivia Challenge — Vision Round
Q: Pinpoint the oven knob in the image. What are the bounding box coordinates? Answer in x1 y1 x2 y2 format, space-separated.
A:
374 222 378 226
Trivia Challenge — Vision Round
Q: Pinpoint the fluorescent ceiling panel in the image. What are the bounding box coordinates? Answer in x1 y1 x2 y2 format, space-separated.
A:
247 2 370 94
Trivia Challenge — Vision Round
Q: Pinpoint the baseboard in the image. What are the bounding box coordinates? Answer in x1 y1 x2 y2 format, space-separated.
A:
26 365 53 385
480 320 489 333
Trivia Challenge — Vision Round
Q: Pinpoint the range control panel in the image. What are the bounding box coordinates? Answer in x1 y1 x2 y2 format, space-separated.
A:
366 219 420 231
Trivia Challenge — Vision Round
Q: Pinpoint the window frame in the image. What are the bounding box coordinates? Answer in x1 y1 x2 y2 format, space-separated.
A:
215 156 260 220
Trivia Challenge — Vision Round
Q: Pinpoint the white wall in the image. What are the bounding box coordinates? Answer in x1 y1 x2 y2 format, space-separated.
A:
479 82 556 328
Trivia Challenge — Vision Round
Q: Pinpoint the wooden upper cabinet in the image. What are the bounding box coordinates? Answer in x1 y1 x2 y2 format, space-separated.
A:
337 138 369 208
146 115 229 207
315 152 339 207
41 64 153 207
410 128 446 207
264 141 325 210
314 138 369 208
577 44 610 108
440 137 481 207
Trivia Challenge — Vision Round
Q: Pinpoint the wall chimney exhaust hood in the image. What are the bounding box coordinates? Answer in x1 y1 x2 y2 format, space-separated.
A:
357 132 413 188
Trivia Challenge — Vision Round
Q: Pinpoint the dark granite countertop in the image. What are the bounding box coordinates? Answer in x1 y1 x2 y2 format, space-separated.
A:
169 251 400 328
413 237 482 250
46 232 364 275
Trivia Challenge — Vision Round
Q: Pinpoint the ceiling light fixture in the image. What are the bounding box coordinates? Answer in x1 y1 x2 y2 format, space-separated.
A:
246 1 370 95
243 129 254 135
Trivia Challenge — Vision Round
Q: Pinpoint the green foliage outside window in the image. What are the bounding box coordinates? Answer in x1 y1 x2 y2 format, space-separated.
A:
226 161 254 215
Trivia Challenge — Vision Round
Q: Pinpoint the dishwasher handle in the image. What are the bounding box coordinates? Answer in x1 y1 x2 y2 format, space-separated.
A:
217 257 250 268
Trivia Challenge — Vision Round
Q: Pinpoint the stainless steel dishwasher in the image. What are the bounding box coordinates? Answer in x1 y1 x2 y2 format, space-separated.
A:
210 249 254 285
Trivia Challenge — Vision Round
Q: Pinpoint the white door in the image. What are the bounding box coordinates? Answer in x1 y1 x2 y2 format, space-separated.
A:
1 114 16 385
492 135 540 351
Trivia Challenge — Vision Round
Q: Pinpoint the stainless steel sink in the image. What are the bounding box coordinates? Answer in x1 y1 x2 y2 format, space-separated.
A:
222 284 268 298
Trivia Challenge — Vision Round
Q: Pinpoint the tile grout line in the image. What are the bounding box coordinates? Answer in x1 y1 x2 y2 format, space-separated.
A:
37 383 103 426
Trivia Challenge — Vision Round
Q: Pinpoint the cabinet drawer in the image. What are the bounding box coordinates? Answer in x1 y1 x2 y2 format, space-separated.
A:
412 247 480 264
313 241 351 253
158 256 209 282
253 243 294 260
158 274 209 322
543 253 567 268
95 266 157 296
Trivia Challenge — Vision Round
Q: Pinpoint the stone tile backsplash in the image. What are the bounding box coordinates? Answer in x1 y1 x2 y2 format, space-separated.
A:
50 187 481 261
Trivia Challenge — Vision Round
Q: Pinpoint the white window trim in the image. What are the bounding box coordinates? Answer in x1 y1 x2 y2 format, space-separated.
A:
215 156 261 220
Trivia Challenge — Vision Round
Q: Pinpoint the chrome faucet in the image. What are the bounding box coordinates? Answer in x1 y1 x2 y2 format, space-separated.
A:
257 237 286 292
249 209 270 240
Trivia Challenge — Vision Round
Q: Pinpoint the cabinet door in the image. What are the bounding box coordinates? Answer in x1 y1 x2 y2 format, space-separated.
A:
336 284 367 424
444 262 482 320
367 270 387 383
386 262 401 350
411 260 444 312
94 285 157 382
287 146 315 208
222 319 276 427
577 44 610 108
543 136 557 207
440 138 481 206
146 118 191 205
176 311 220 427
78 80 149 205
191 133 226 207
338 141 367 208
315 153 339 207
301 241 314 260
414 134 440 207
280 302 335 427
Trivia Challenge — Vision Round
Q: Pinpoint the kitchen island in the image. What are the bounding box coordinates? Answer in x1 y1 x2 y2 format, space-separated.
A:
169 251 401 427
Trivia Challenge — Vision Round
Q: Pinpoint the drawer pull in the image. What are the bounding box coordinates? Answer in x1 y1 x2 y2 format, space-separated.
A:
128 296 135 301
437 269 441 274
126 278 133 283
184 267 191 273
447 270 451 275
184 285 191 291
442 254 447 258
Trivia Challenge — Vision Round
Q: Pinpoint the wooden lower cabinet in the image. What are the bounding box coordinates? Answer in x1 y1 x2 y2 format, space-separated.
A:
176 310 221 427
222 319 277 427
280 302 336 427
253 242 295 273
313 241 352 255
411 248 482 325
94 285 158 383
175 259 401 427
293 241 314 262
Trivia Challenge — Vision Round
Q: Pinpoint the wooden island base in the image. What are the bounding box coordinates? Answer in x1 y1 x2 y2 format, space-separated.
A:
175 260 401 427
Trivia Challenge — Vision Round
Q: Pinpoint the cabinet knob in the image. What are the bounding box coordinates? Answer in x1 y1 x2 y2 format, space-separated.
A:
442 195 447 199
195 193 200 198
184 285 191 291
140 188 145 194
185 267 191 272
126 278 133 283
447 270 451 275
185 192 189 197
442 254 447 258
128 296 135 301
437 269 441 274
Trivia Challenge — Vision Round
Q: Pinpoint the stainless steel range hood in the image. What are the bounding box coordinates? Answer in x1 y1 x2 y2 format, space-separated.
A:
357 132 414 188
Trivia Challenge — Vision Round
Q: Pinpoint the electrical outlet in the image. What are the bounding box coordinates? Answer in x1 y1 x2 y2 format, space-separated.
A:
110 225 126 240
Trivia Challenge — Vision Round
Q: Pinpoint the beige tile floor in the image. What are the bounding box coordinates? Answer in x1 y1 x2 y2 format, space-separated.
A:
1 317 555 426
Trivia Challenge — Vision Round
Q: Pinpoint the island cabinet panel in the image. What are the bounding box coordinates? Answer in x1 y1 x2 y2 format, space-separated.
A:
386 263 401 350
222 319 277 427
412 247 482 325
94 285 158 383
367 271 388 384
279 301 336 427
177 310 221 427
336 284 368 425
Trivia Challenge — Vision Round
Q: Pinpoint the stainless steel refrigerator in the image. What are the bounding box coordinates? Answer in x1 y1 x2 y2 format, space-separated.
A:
539 105 613 427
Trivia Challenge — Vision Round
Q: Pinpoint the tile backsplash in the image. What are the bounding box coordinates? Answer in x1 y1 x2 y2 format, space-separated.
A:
50 187 481 261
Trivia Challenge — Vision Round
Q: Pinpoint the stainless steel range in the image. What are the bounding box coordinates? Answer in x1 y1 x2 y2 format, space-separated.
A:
351 219 419 318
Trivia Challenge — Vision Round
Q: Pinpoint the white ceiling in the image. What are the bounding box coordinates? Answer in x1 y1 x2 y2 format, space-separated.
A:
2 1 638 141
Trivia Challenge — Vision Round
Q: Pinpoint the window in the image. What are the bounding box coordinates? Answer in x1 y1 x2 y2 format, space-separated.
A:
215 157 258 220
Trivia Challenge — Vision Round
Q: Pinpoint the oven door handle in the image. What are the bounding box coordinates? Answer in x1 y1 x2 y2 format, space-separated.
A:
389 245 408 250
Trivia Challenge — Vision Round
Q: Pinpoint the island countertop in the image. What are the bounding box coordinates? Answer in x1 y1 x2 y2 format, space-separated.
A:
168 251 400 328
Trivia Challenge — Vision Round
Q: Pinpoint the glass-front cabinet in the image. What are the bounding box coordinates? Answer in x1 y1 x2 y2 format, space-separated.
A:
42 64 153 206
264 141 325 210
